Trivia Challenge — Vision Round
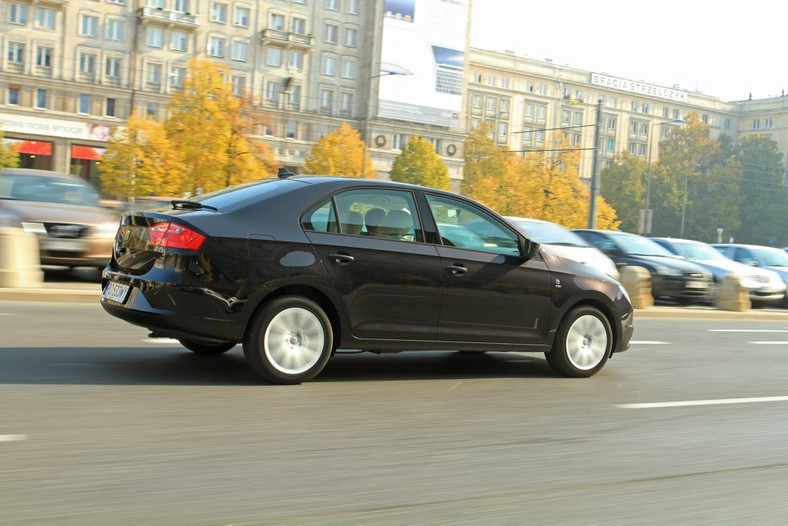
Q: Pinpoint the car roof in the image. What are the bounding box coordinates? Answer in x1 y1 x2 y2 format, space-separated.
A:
0 168 80 181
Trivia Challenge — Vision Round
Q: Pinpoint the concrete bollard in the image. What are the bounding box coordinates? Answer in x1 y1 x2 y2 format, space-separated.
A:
714 273 751 311
620 265 653 309
0 226 44 288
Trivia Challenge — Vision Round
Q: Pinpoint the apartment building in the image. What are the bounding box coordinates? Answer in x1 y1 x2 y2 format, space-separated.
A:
0 0 467 189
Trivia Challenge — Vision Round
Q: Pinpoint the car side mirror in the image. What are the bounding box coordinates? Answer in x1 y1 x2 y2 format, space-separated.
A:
521 239 541 260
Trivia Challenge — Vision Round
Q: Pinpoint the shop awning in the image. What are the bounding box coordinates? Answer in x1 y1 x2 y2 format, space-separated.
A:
4 139 53 155
71 145 106 160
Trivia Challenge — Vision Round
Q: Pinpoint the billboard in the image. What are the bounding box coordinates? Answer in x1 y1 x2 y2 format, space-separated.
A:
378 0 469 128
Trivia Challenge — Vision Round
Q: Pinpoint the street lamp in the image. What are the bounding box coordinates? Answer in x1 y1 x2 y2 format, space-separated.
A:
640 118 684 234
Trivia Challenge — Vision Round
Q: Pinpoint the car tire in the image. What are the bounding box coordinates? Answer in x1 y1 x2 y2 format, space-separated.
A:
243 296 333 384
179 339 236 355
545 306 612 378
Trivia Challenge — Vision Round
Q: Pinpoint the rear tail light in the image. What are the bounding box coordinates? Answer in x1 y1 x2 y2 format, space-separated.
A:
148 222 205 250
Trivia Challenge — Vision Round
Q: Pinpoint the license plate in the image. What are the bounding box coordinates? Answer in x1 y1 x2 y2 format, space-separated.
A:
685 281 708 289
41 239 88 252
102 282 130 304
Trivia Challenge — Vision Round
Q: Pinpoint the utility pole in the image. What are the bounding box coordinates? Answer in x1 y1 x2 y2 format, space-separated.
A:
587 99 603 228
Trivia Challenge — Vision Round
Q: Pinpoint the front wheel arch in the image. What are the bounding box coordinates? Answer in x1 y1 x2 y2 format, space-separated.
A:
546 305 613 378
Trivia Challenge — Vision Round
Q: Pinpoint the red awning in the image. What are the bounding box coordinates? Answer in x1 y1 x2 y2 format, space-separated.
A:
71 145 105 161
12 140 53 156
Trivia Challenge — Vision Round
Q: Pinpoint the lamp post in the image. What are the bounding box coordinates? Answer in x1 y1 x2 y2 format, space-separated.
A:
641 118 684 234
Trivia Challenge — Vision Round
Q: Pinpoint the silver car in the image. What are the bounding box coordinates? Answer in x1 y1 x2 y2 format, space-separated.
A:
0 168 118 269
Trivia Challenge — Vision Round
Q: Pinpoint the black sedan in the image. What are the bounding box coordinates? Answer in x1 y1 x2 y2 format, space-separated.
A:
101 176 633 384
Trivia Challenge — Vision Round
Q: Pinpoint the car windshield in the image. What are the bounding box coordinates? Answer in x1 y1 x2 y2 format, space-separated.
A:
676 242 727 260
613 234 673 256
751 247 788 266
509 219 588 246
0 174 100 207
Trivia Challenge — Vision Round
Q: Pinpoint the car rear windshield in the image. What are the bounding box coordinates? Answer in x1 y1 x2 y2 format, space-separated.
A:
0 174 100 207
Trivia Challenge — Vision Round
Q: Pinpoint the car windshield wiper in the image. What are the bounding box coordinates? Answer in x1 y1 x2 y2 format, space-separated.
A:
170 200 218 212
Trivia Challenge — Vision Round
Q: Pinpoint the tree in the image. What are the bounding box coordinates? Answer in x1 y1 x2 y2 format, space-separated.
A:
599 152 648 232
302 122 375 177
166 58 276 195
390 136 449 189
732 134 787 246
0 128 19 169
462 122 506 196
99 113 185 199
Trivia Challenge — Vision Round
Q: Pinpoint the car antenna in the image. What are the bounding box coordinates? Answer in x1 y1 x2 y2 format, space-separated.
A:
277 168 295 179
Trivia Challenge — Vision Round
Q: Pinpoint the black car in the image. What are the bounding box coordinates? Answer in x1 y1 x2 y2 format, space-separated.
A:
101 176 634 384
573 229 713 303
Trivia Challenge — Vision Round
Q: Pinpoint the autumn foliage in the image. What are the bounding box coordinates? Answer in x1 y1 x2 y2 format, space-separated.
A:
389 136 449 190
302 122 375 178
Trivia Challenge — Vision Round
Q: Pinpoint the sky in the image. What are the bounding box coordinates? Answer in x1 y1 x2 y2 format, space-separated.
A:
469 0 788 102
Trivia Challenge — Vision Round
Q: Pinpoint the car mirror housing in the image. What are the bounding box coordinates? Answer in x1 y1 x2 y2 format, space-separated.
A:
521 238 541 260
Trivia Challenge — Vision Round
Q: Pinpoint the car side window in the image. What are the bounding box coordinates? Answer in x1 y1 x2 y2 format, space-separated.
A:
425 194 519 255
302 201 338 233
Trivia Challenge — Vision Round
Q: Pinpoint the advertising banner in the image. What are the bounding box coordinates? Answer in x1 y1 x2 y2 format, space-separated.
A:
378 0 469 128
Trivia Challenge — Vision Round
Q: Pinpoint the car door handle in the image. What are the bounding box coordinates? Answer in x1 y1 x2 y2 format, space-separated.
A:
328 253 355 265
446 263 467 276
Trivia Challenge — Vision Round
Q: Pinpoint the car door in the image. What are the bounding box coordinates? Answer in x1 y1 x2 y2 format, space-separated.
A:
303 188 442 341
424 194 553 344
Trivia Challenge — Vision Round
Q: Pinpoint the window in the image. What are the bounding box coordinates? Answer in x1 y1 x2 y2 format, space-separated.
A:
106 19 124 40
266 47 282 66
292 17 306 34
231 75 246 96
340 92 353 113
8 87 20 106
537 84 547 95
341 58 355 79
724 118 731 130
473 72 482 83
393 134 403 150
146 62 162 86
208 36 226 57
233 6 250 26
524 103 534 118
36 46 53 67
701 114 709 124
631 101 638 112
36 88 48 109
319 88 334 110
266 80 281 101
211 2 227 22
79 53 96 75
765 118 773 129
270 13 285 30
286 121 297 139
37 7 55 30
170 66 185 89
501 77 510 89
232 40 248 61
344 27 357 46
672 108 680 119
287 85 301 108
171 30 188 51
79 94 91 114
7 42 24 64
606 138 615 152
321 53 336 75
147 27 164 47
80 14 98 37
324 23 338 43
486 97 496 112
105 57 122 78
607 96 617 108
642 103 649 114
471 95 482 109
607 117 617 131
8 3 27 25
487 75 496 87
536 105 546 121
104 97 117 117
499 99 510 114
498 122 508 138
427 194 519 255
174 0 189 12
146 102 157 118
662 106 670 118
752 119 760 130
326 0 339 10
346 0 359 13
288 50 304 70
148 0 165 7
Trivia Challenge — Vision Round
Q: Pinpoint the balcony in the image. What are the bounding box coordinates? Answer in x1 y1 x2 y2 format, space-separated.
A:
78 71 95 83
260 29 314 50
35 65 52 78
138 6 201 29
5 62 25 74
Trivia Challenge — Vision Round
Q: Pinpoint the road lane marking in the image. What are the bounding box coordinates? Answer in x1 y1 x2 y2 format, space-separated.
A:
709 329 788 333
630 341 669 345
749 341 788 345
617 395 788 409
0 434 28 442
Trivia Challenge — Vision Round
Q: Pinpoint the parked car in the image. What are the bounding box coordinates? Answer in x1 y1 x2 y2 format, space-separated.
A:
0 168 119 269
101 176 634 383
573 229 713 303
651 237 786 305
504 217 619 280
712 243 788 304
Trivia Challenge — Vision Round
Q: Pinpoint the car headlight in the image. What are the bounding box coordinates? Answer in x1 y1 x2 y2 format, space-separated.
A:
96 221 120 238
655 266 682 276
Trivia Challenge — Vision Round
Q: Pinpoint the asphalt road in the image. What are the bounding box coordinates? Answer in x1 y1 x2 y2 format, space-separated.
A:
1 301 788 525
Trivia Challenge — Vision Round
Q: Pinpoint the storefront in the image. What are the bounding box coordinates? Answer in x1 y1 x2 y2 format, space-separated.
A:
2 138 54 169
70 144 106 189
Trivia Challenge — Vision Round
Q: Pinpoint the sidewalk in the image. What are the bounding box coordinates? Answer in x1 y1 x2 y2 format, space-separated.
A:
2 281 787 319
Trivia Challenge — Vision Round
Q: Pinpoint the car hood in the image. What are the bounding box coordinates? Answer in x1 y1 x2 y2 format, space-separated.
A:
541 243 619 280
1 199 118 225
